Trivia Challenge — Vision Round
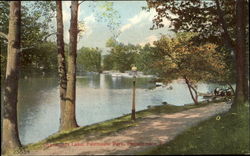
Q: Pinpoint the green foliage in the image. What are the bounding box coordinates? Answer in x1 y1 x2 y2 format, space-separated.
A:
88 1 121 37
103 32 232 87
104 38 140 72
146 0 249 104
97 2 121 31
21 1 56 48
207 46 236 84
0 1 56 78
77 47 102 72
141 103 250 154
150 32 228 84
103 54 113 70
20 42 58 72
135 43 156 74
146 0 243 46
0 2 9 79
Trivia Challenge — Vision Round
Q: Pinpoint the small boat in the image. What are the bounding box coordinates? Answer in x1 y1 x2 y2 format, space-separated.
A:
203 95 214 99
155 82 164 87
111 73 122 77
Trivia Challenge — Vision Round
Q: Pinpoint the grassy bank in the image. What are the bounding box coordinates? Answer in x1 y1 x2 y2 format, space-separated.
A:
140 102 250 155
21 99 225 153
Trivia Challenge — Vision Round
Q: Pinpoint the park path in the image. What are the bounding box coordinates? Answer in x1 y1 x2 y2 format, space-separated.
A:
25 102 231 155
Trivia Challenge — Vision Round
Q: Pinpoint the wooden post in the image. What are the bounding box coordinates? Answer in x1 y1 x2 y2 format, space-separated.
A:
131 76 136 120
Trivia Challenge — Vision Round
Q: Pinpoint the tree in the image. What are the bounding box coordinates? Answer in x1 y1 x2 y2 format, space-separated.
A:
87 1 121 36
0 1 56 78
234 0 248 108
207 46 236 95
146 0 249 107
2 1 22 153
77 47 102 73
105 38 140 72
151 33 227 104
56 0 68 131
103 54 113 71
135 43 157 75
59 1 120 131
19 42 58 73
62 1 79 131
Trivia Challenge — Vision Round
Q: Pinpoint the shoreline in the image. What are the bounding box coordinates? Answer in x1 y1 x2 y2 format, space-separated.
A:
20 98 226 154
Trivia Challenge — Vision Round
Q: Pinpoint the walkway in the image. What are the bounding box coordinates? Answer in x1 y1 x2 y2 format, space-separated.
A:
26 102 231 155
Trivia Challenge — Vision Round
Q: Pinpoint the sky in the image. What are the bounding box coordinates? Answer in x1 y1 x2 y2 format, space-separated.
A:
62 1 174 54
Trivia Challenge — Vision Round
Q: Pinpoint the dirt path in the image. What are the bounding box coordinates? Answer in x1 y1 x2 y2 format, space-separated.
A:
25 102 231 155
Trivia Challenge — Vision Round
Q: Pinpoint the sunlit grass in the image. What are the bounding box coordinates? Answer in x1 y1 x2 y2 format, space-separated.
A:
140 102 250 155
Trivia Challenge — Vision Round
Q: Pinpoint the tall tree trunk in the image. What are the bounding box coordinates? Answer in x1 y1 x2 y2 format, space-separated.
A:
62 1 79 130
233 0 248 108
56 1 68 131
216 0 248 108
184 76 199 105
2 1 22 154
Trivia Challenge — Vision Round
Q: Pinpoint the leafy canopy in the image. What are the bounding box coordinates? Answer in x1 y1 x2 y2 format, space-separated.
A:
77 47 102 73
150 32 228 84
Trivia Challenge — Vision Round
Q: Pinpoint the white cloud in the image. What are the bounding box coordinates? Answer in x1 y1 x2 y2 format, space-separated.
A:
79 14 96 37
120 10 151 32
119 10 157 33
60 2 174 50
120 24 132 32
84 14 96 25
119 9 173 34
139 35 158 46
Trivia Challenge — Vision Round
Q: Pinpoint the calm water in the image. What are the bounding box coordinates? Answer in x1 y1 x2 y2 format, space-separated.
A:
1 73 220 145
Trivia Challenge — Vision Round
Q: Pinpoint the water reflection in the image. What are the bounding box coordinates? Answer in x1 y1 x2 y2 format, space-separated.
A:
1 74 231 145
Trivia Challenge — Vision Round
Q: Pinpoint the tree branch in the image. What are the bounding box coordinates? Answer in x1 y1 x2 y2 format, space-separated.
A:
227 82 235 95
184 76 198 104
43 32 57 41
214 0 235 51
78 1 85 6
0 32 8 40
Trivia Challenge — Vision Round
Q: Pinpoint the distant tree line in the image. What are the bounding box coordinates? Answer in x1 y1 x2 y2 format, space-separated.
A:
103 33 234 105
77 47 102 73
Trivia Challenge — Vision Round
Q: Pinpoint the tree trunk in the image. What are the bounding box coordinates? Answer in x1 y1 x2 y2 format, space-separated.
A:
56 1 68 131
215 0 249 109
2 1 22 154
184 76 199 105
232 0 248 109
216 0 248 108
62 1 79 131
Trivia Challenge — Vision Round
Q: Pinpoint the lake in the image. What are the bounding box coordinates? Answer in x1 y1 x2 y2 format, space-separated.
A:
1 73 221 145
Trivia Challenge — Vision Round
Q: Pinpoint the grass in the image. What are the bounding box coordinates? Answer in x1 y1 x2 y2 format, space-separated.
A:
21 99 225 153
139 102 250 155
